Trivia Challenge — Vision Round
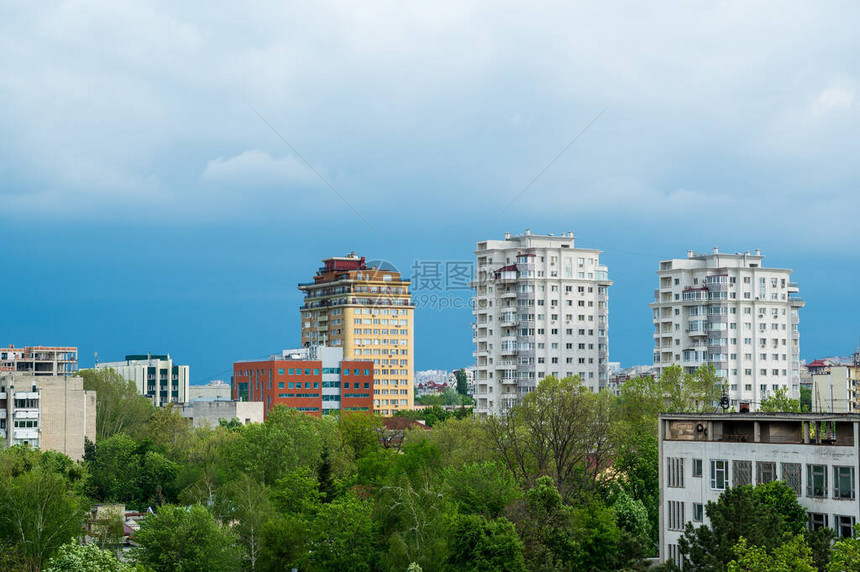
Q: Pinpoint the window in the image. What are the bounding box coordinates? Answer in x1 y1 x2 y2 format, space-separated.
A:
809 513 829 532
837 515 856 539
667 458 685 488
834 466 855 500
667 501 685 531
807 464 827 498
733 460 752 487
757 462 777 485
711 459 728 490
693 503 704 522
667 544 681 566
693 459 703 478
782 463 802 496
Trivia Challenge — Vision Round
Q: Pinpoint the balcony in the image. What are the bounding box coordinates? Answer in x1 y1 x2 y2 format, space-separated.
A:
500 291 517 299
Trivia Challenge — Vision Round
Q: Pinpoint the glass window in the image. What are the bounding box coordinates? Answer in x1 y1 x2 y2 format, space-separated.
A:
313 369 319 375
288 382 294 389
343 369 349 376
288 368 294 375
278 368 284 375
782 463 802 496
711 459 727 490
809 513 828 532
733 460 752 487
834 466 855 500
364 369 370 376
807 465 827 498
837 515 856 538
304 369 311 375
693 459 703 478
278 382 284 389
304 382 311 389
693 503 704 522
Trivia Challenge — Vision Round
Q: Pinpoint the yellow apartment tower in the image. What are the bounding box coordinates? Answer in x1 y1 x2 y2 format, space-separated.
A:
299 253 414 415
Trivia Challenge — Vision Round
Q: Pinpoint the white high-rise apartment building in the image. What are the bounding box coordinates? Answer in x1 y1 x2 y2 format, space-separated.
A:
472 230 612 416
97 353 190 406
650 248 804 408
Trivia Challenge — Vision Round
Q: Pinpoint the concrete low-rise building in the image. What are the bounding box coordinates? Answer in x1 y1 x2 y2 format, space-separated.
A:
659 412 860 566
180 400 264 428
0 372 96 460
188 380 232 401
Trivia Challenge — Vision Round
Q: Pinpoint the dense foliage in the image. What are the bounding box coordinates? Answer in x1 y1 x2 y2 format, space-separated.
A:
0 365 850 571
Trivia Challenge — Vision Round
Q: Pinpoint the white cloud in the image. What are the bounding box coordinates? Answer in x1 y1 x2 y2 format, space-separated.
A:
202 150 322 187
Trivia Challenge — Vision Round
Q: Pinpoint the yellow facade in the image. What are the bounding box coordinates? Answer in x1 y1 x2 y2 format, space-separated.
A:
299 257 414 415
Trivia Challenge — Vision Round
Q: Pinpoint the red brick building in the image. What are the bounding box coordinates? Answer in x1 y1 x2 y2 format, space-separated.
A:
232 346 373 417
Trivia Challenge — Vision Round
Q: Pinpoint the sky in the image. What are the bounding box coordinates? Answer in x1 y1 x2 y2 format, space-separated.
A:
2 1 859 383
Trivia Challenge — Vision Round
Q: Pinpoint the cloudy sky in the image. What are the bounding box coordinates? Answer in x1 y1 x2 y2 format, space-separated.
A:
2 1 858 381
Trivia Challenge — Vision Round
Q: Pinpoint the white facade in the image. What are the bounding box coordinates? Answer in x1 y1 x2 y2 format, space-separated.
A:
180 400 264 427
650 249 803 408
659 413 860 566
97 354 190 406
188 380 232 401
472 230 612 416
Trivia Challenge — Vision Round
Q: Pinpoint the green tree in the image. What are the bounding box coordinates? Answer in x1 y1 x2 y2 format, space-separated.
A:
133 504 241 572
760 388 804 413
727 535 815 571
338 411 382 459
679 482 808 570
86 435 179 509
0 468 87 570
216 473 273 572
225 406 335 486
455 369 468 396
443 461 520 519
78 368 154 440
485 376 615 498
44 542 136 572
301 494 377 572
446 514 526 572
828 527 860 571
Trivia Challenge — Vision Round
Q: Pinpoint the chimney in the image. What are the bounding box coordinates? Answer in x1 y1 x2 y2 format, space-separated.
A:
687 250 694 258
755 249 761 256
504 232 511 240
713 247 719 254
525 228 531 236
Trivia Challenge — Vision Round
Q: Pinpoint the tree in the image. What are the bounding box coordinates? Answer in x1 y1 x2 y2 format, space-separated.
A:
455 369 468 396
215 474 273 572
679 482 808 570
301 495 377 572
44 542 135 572
760 388 804 413
133 504 241 572
0 468 86 570
446 514 526 572
85 434 179 509
338 411 382 459
443 461 520 519
828 527 860 571
78 368 154 440
485 376 615 499
727 535 815 571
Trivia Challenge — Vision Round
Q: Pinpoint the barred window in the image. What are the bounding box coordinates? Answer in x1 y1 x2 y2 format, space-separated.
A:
667 457 685 488
757 461 777 485
782 463 802 496
834 466 855 500
667 501 686 531
733 460 752 487
807 464 828 498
